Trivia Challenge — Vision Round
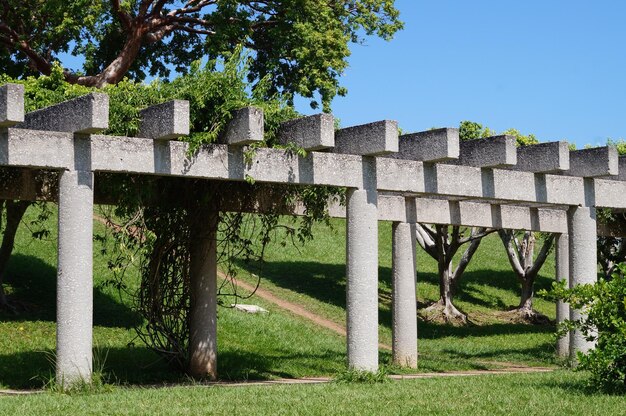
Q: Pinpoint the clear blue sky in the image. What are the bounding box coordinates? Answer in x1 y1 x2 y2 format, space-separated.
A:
295 0 626 148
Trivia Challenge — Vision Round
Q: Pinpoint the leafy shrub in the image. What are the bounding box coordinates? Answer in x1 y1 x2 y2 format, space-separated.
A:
547 263 626 393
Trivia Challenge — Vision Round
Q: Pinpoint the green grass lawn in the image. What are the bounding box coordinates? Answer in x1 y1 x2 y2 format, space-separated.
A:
0 204 623 412
1 371 624 415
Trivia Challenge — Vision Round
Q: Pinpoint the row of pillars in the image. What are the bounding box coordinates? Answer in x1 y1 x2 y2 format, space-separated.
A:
54 165 597 384
345 180 598 371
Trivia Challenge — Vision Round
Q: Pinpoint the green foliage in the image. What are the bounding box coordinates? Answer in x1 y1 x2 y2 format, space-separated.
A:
459 121 494 142
607 139 626 155
544 264 626 393
458 121 538 146
2 1 402 111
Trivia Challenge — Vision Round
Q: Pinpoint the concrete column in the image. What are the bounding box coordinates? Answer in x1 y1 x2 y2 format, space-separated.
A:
345 174 379 372
391 221 418 368
567 206 597 360
555 233 570 358
56 169 94 386
188 210 219 379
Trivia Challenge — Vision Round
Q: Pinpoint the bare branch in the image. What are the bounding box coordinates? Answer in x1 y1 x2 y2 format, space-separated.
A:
499 229 525 278
528 233 555 276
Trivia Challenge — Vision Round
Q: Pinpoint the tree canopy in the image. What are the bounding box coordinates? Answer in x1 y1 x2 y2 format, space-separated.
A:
0 0 403 110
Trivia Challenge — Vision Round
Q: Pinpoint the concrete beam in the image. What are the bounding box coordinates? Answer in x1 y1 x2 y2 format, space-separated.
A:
512 141 570 173
618 156 626 181
377 195 567 232
391 128 459 162
0 83 24 127
277 113 334 151
567 146 618 177
334 120 398 156
138 100 189 140
221 107 263 145
3 130 626 208
447 135 517 168
19 93 109 134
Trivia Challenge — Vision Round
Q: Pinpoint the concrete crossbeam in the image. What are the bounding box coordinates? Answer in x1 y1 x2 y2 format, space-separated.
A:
0 128 74 169
391 128 459 162
138 100 189 140
377 195 567 232
0 83 24 127
221 107 263 145
277 113 334 151
567 146 618 177
334 120 398 156
3 130 626 208
619 156 626 181
512 141 570 173
447 135 517 168
19 93 109 134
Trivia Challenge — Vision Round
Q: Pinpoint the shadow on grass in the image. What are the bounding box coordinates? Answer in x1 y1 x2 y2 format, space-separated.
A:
1 254 141 328
0 345 348 389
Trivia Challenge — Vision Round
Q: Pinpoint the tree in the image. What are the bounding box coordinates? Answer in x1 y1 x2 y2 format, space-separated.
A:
415 122 541 324
498 230 554 322
0 0 402 110
416 224 493 324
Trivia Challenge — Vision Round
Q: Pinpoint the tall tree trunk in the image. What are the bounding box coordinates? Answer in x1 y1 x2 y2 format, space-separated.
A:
0 200 30 310
518 272 536 312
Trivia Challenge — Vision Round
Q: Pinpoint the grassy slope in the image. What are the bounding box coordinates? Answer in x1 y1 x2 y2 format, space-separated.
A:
236 219 558 368
1 205 623 412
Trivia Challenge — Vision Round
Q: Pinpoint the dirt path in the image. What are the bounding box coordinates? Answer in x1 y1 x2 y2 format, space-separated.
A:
225 273 395 351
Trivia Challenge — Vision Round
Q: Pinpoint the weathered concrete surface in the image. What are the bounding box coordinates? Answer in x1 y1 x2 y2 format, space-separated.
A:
555 233 570 358
346 158 379 371
568 204 598 362
138 100 189 140
391 220 418 368
619 155 626 181
278 113 334 151
0 83 24 127
56 169 94 386
20 93 109 134
391 128 459 162
567 146 618 177
447 135 516 168
335 120 398 156
221 107 263 145
512 141 570 173
188 209 219 380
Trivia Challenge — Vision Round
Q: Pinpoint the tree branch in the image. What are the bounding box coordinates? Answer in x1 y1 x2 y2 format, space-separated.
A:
499 229 525 278
528 233 555 276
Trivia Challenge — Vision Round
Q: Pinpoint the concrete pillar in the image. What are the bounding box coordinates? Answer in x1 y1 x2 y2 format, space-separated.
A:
555 233 570 358
567 206 597 360
56 169 94 386
391 221 418 368
345 174 379 372
188 210 219 379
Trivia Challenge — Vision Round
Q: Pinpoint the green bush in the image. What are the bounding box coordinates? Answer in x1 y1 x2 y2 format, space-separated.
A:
547 263 626 393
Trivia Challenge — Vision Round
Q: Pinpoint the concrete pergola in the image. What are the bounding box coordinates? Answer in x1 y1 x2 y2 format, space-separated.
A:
1 83 622 384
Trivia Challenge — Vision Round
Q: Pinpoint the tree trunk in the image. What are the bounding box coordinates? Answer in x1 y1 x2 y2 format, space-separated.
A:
517 273 535 312
0 200 30 311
